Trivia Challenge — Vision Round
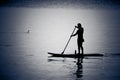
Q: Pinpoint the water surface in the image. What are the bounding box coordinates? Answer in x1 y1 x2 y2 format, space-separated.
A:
0 7 120 80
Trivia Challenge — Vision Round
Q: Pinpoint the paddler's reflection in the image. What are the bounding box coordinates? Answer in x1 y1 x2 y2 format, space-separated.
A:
76 58 83 78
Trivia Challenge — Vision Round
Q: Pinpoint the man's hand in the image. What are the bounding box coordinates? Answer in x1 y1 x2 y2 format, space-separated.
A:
75 26 78 28
71 35 73 37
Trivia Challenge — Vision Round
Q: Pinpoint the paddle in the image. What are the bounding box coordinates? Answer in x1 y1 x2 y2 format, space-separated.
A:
61 27 76 54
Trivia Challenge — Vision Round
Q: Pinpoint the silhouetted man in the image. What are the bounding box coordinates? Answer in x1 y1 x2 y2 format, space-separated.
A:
71 23 84 55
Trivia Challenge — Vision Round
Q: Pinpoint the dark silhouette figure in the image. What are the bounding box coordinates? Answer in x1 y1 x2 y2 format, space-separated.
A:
71 23 84 55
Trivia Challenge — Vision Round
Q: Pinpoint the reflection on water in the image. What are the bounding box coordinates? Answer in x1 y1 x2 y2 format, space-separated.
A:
76 58 83 78
48 57 84 79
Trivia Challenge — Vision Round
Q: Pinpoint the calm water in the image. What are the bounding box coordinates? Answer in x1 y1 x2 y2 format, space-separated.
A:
0 7 120 80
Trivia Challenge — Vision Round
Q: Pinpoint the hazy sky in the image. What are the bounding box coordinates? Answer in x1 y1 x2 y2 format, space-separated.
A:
0 0 120 9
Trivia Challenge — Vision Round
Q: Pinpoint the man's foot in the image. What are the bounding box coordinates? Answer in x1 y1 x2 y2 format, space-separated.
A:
81 54 84 58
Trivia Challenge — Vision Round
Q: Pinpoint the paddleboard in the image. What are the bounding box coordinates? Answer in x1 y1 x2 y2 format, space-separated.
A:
48 52 103 58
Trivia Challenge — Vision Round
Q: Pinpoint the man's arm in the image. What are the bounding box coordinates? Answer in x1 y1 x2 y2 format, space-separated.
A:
71 31 78 37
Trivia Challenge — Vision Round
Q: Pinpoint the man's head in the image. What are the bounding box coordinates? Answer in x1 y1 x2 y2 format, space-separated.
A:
77 23 81 27
76 23 82 28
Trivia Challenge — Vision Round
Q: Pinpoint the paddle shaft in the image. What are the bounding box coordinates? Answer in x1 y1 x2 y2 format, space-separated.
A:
62 27 76 54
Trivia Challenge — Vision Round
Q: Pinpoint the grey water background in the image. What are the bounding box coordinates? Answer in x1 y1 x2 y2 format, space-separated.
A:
1 1 120 80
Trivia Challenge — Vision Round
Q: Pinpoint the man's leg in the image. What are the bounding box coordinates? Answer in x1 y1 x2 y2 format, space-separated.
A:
81 43 84 55
77 40 80 54
81 46 84 55
78 45 80 54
